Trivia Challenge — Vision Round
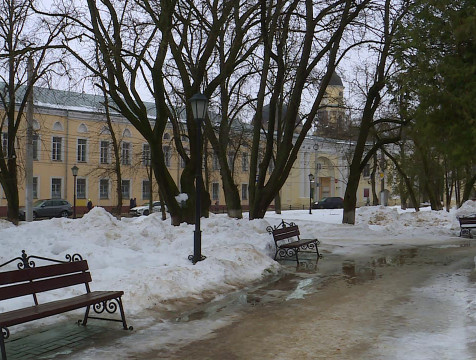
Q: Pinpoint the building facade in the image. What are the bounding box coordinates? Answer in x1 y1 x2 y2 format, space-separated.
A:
0 83 385 217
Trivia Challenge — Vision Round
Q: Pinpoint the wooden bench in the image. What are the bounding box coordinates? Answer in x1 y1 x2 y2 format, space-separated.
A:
267 220 322 263
458 216 476 238
0 251 132 360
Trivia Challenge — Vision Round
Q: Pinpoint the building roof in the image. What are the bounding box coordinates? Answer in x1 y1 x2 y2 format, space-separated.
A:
328 71 343 87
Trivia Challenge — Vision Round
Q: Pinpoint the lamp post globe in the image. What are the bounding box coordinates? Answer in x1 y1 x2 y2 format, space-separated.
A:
308 173 314 214
188 93 208 264
71 165 79 219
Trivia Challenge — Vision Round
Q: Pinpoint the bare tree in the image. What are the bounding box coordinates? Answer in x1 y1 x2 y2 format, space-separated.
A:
0 0 69 224
342 0 410 224
248 0 370 219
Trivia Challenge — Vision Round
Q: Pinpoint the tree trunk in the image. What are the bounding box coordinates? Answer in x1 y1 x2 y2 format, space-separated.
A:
462 174 476 204
4 162 19 225
343 162 361 225
371 153 379 205
222 176 242 219
274 193 282 214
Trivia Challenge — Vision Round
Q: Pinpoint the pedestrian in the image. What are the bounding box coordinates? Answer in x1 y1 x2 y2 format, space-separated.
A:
130 198 134 210
87 199 93 212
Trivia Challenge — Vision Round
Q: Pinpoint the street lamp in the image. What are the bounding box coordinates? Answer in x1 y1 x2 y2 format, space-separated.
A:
71 165 79 219
188 93 208 264
308 173 314 214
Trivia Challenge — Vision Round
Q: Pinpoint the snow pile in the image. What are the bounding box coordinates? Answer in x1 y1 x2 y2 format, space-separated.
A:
455 200 476 218
0 204 466 317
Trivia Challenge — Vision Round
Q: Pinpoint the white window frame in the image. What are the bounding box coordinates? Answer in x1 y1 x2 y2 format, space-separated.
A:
51 177 63 198
76 177 87 199
241 183 249 201
212 182 219 201
142 143 151 166
213 153 220 170
142 180 150 200
121 179 131 199
242 153 249 172
163 146 171 167
121 142 132 165
32 133 40 161
33 176 39 199
100 140 110 164
99 178 110 199
77 138 88 163
51 136 63 161
2 132 8 157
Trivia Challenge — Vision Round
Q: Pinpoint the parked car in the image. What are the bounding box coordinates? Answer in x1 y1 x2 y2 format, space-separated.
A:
312 197 344 209
19 199 73 220
129 201 167 216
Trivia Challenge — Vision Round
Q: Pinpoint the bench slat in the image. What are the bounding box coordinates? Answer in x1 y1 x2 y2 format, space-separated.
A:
279 238 318 249
0 272 92 301
272 226 300 241
0 290 123 328
0 261 89 286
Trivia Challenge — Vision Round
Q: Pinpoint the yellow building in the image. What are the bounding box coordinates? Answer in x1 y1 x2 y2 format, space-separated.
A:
0 84 384 216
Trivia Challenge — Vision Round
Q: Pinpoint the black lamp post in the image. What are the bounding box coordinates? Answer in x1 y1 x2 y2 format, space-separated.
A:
71 165 79 219
308 173 314 214
188 93 208 264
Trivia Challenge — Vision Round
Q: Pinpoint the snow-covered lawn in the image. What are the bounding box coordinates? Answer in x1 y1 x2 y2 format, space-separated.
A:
1 201 474 317
1 200 476 359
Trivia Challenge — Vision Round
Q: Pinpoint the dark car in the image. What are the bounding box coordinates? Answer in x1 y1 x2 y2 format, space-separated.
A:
19 199 73 220
312 197 344 209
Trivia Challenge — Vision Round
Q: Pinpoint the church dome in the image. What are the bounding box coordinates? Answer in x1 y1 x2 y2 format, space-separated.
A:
328 71 343 86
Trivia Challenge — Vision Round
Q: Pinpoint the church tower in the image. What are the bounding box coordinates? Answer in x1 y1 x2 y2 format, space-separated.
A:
315 71 347 138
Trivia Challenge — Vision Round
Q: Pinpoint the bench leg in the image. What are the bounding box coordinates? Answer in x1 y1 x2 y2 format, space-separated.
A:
117 297 131 330
80 305 91 326
1 327 9 360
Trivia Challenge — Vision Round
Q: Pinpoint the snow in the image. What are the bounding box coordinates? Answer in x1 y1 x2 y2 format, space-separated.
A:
1 200 476 357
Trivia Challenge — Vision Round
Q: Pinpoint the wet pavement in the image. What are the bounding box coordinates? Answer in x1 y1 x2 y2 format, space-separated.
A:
4 238 476 359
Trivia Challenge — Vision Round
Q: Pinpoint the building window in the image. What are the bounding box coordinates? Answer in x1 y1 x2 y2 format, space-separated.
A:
100 141 110 164
241 184 248 201
142 144 151 166
122 179 131 199
163 146 171 167
213 153 220 170
242 153 249 172
212 182 219 201
142 180 150 200
269 159 275 174
364 188 370 198
363 164 370 177
121 142 131 165
33 133 39 160
227 152 234 169
1 132 7 157
77 178 86 199
51 178 62 198
77 138 87 162
52 121 64 131
52 137 62 161
33 177 38 199
78 123 88 133
99 179 109 199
